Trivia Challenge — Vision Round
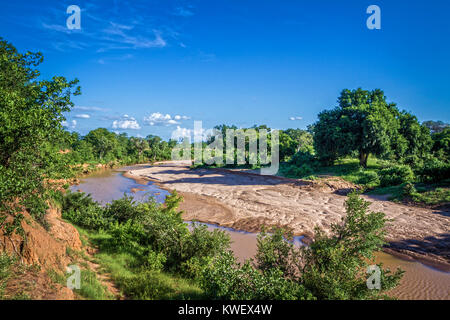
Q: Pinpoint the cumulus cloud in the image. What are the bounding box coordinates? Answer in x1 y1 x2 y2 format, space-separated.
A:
289 116 303 121
171 126 192 140
62 119 77 129
112 115 141 130
174 115 190 121
74 114 91 119
144 112 190 126
170 125 209 142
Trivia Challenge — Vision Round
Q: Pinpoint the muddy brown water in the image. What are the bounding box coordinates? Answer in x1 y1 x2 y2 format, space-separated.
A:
71 166 450 300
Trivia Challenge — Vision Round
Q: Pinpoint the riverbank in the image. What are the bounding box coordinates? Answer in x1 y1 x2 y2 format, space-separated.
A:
125 161 450 272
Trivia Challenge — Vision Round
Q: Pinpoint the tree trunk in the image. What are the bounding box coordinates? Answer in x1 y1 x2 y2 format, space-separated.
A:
359 152 369 168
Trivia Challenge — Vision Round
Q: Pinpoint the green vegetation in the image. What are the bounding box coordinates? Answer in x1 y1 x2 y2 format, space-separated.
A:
0 38 174 240
61 190 403 300
279 90 449 205
0 37 444 300
192 91 448 205
56 129 176 176
61 190 229 299
197 89 448 205
201 192 403 300
0 253 14 298
313 89 432 168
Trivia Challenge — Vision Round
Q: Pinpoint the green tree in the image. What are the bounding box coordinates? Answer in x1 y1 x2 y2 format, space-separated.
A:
300 193 404 299
0 38 80 231
314 88 424 167
84 128 117 160
432 127 450 161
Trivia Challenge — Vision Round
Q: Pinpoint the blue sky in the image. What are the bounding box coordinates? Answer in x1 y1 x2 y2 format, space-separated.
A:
1 0 449 139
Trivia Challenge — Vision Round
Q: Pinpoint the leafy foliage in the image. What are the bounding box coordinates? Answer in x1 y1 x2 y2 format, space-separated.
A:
379 164 415 187
0 38 80 234
313 88 431 168
300 193 404 299
202 193 403 300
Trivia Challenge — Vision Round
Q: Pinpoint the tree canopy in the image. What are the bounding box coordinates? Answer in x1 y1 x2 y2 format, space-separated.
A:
313 88 431 167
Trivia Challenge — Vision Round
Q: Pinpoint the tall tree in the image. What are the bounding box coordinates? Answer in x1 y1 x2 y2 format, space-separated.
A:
0 38 80 230
314 88 409 167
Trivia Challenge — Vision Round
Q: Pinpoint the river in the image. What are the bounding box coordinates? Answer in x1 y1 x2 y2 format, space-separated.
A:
70 165 450 300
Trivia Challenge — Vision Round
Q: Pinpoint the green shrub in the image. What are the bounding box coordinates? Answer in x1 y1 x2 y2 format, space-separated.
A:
290 148 317 168
402 183 417 197
410 188 450 205
300 193 404 299
379 164 415 187
285 164 315 178
104 195 142 223
61 191 107 230
201 251 312 300
416 158 450 183
255 228 298 279
106 220 147 255
356 170 380 186
183 223 230 264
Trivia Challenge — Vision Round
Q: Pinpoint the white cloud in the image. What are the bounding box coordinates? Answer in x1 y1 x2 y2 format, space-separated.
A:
289 116 303 121
174 115 190 121
173 7 194 17
170 126 209 142
171 126 192 140
144 112 190 126
62 120 77 129
74 105 109 112
112 115 141 130
102 23 166 49
74 114 91 119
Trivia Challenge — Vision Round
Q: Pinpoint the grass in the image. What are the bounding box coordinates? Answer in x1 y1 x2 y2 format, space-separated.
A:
0 253 14 299
0 253 38 300
312 157 384 184
279 157 384 185
47 263 112 300
368 182 450 205
73 225 204 300
279 157 449 206
409 185 450 205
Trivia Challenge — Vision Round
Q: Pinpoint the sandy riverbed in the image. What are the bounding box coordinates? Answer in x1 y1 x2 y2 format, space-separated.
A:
125 161 450 271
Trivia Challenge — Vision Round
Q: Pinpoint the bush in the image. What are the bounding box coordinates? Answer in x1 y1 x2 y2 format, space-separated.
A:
61 191 107 230
357 170 380 186
290 148 317 168
285 164 315 178
402 183 417 197
300 193 404 299
106 220 147 255
201 251 312 300
62 191 231 274
379 165 415 187
181 223 230 277
416 158 450 183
